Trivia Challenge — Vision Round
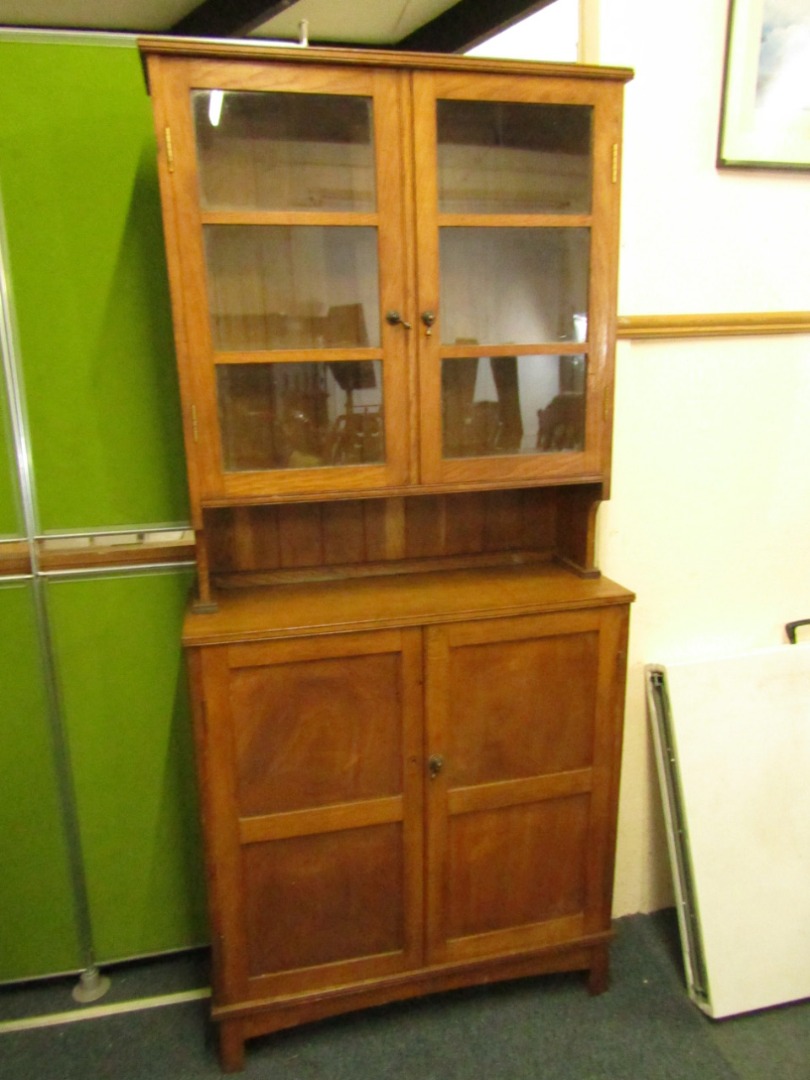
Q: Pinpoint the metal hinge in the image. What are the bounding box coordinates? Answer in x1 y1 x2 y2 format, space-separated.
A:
191 404 199 443
164 126 175 173
612 143 619 184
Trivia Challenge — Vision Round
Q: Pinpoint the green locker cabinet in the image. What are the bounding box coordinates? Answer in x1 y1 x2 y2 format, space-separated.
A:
0 38 188 531
47 569 207 962
0 582 81 980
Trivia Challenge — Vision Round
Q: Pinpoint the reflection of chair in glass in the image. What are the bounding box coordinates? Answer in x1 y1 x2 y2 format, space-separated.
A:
278 387 329 468
536 392 585 451
442 354 523 457
326 352 382 465
328 406 383 464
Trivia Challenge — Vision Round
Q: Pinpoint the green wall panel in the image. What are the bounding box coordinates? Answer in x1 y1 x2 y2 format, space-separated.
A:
47 569 207 962
0 582 81 980
0 39 188 531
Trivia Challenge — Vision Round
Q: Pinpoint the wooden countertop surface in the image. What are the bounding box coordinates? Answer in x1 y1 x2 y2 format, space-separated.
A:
184 559 634 647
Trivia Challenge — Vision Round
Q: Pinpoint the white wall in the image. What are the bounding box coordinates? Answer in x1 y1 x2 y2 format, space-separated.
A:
600 0 810 916
482 0 810 916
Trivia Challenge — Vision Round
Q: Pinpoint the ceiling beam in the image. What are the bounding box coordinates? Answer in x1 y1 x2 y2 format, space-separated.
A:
171 0 302 38
397 0 555 53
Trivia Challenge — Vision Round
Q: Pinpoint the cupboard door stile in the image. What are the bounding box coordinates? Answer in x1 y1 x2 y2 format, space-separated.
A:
581 604 630 934
192 646 252 1002
587 82 626 498
373 68 417 489
410 71 443 485
147 57 222 512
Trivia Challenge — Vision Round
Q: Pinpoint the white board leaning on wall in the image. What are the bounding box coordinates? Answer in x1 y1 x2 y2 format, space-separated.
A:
647 641 810 1019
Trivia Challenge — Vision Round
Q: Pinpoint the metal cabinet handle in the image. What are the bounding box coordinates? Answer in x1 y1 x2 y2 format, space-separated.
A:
386 310 412 329
428 754 445 779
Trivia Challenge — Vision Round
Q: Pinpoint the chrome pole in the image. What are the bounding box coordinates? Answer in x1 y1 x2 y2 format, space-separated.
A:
0 189 109 1001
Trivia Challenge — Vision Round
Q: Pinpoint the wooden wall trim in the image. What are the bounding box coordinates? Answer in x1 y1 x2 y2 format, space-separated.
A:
617 311 810 340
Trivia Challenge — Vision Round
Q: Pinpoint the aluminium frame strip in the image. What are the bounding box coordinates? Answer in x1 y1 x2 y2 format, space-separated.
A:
0 186 100 985
645 665 710 1008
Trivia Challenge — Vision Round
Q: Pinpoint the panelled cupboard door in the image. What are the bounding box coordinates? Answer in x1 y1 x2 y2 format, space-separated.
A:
412 71 624 487
423 607 627 964
190 627 425 1003
148 57 413 504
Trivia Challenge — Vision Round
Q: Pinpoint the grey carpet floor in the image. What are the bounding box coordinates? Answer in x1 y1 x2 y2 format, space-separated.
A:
1 911 808 1079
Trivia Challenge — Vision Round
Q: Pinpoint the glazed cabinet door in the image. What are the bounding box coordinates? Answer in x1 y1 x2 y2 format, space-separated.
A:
424 606 628 964
147 57 413 505
412 71 624 488
189 627 425 1004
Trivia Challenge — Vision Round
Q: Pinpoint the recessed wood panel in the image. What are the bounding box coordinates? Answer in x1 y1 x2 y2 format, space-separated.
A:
231 650 403 816
243 823 404 976
446 796 589 940
447 630 599 785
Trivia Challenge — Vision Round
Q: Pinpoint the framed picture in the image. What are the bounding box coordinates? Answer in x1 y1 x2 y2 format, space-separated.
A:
718 0 810 169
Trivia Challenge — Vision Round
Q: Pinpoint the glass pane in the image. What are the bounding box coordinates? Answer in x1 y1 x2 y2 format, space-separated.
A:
440 227 589 346
192 90 376 212
442 354 586 458
437 100 592 214
204 226 380 351
217 361 384 471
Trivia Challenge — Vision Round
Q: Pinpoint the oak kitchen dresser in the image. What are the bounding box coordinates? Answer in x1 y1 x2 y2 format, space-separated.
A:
138 36 634 1071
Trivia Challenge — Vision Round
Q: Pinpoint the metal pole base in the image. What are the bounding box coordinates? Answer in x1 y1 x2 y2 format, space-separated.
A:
72 966 111 1004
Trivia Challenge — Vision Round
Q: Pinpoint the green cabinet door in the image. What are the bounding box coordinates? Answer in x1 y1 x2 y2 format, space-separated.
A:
0 582 81 980
0 39 188 531
46 569 207 962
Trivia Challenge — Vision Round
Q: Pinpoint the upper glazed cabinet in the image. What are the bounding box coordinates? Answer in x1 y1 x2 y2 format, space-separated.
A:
142 43 630 511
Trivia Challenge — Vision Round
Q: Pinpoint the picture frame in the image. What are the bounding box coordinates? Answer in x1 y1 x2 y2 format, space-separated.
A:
717 0 810 170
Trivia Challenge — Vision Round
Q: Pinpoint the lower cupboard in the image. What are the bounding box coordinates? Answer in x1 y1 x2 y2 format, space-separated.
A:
183 563 633 1071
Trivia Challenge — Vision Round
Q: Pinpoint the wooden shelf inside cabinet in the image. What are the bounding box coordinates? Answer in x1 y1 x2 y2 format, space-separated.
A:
139 36 633 1072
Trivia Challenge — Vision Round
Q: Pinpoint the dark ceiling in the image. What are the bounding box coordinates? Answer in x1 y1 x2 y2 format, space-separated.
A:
0 0 557 53
172 0 552 51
